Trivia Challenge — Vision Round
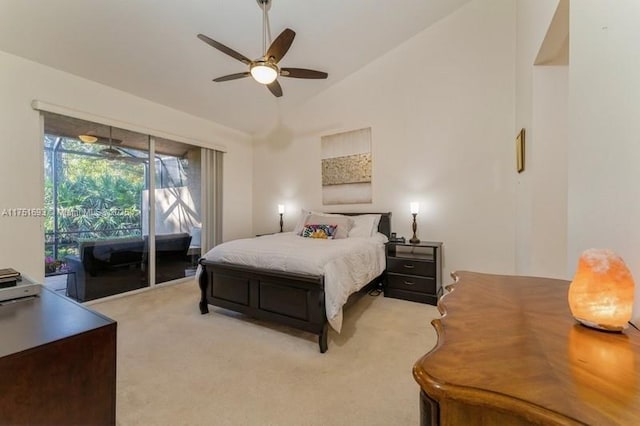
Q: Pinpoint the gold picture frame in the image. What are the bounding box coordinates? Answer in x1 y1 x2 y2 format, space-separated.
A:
516 128 525 173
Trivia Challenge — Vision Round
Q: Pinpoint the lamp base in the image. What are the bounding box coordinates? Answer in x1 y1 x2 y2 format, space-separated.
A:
410 213 420 245
574 316 627 332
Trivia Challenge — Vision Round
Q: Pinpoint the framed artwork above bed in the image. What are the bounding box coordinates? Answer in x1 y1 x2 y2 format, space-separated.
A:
321 127 372 205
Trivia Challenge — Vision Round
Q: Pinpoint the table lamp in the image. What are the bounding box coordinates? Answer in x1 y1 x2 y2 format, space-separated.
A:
278 204 285 232
568 248 634 332
410 202 420 244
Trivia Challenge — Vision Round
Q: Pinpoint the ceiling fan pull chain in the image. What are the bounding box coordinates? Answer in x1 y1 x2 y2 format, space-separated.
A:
265 4 272 50
262 2 267 55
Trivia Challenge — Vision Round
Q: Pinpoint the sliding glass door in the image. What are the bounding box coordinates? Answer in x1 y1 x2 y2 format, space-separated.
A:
43 112 205 301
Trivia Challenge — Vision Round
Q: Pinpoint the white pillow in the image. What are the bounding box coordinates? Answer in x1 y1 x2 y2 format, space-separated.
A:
371 214 382 234
293 208 312 235
348 214 382 238
304 213 354 239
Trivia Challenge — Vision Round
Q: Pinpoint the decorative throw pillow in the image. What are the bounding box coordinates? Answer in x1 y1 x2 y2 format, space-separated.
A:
304 213 354 239
301 224 337 239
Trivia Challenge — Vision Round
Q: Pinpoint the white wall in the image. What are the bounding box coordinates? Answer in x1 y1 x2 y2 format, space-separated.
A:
514 0 564 276
568 0 640 321
253 0 517 279
530 66 568 278
0 50 253 282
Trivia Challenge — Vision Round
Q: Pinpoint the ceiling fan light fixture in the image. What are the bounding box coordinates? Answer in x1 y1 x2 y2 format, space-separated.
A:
198 0 327 97
250 62 278 85
78 134 98 143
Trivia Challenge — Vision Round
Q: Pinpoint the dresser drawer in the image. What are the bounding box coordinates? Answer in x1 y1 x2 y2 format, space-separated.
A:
387 257 435 277
386 273 436 294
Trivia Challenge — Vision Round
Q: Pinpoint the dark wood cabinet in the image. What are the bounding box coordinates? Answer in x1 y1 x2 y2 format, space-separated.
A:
0 285 117 425
385 241 442 305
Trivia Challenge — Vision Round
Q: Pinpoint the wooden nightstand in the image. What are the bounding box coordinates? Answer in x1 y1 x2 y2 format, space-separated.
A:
385 241 443 305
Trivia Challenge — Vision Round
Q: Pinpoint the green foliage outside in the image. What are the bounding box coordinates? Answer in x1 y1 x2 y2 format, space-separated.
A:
44 137 146 260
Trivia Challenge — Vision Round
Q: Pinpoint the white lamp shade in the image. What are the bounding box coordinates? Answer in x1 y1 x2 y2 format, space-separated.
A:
410 202 420 214
251 63 278 85
278 204 285 214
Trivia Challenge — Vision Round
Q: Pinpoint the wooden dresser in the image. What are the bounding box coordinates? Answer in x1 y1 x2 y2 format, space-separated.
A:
0 285 116 425
413 271 640 426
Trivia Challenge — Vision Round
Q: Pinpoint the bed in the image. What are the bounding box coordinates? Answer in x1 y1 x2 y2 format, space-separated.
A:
197 212 391 352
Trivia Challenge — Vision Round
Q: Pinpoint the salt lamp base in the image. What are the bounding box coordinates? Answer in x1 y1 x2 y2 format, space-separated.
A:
574 317 627 333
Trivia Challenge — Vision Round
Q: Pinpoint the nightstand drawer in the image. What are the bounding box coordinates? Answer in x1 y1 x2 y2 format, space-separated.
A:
386 273 436 294
387 257 435 277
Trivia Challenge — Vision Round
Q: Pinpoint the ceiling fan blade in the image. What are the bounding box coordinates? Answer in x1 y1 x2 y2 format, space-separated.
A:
267 80 283 98
197 34 251 65
213 72 251 82
266 28 296 64
280 68 328 79
100 147 121 158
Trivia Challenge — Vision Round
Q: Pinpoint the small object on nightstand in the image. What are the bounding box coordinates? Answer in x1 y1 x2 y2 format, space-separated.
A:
0 268 21 280
385 241 442 305
0 268 21 289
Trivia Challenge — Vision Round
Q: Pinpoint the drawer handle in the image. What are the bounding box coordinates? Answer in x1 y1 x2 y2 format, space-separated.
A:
403 280 415 286
403 264 415 269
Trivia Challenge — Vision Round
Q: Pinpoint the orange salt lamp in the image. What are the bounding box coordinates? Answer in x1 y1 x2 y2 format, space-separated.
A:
568 249 635 332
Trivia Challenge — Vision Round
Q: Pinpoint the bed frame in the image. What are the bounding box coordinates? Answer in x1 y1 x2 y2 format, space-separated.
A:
198 212 391 353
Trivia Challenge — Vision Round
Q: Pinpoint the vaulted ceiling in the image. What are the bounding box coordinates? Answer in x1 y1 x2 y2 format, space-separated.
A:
0 0 470 135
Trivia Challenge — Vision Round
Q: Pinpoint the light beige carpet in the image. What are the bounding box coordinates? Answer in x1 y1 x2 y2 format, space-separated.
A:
92 280 440 426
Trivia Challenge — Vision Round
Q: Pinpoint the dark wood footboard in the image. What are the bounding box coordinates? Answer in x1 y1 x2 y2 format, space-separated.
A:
199 261 331 352
199 261 383 352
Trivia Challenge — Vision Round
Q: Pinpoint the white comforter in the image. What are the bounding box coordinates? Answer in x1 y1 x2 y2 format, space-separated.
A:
197 232 387 332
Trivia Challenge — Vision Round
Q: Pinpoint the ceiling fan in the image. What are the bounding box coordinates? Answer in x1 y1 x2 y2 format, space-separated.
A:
99 126 121 158
96 127 146 164
197 0 328 97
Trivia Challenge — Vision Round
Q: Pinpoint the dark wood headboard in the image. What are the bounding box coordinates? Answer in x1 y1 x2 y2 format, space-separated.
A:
334 212 392 238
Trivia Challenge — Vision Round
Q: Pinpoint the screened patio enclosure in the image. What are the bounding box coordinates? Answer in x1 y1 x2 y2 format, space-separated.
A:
43 112 202 301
